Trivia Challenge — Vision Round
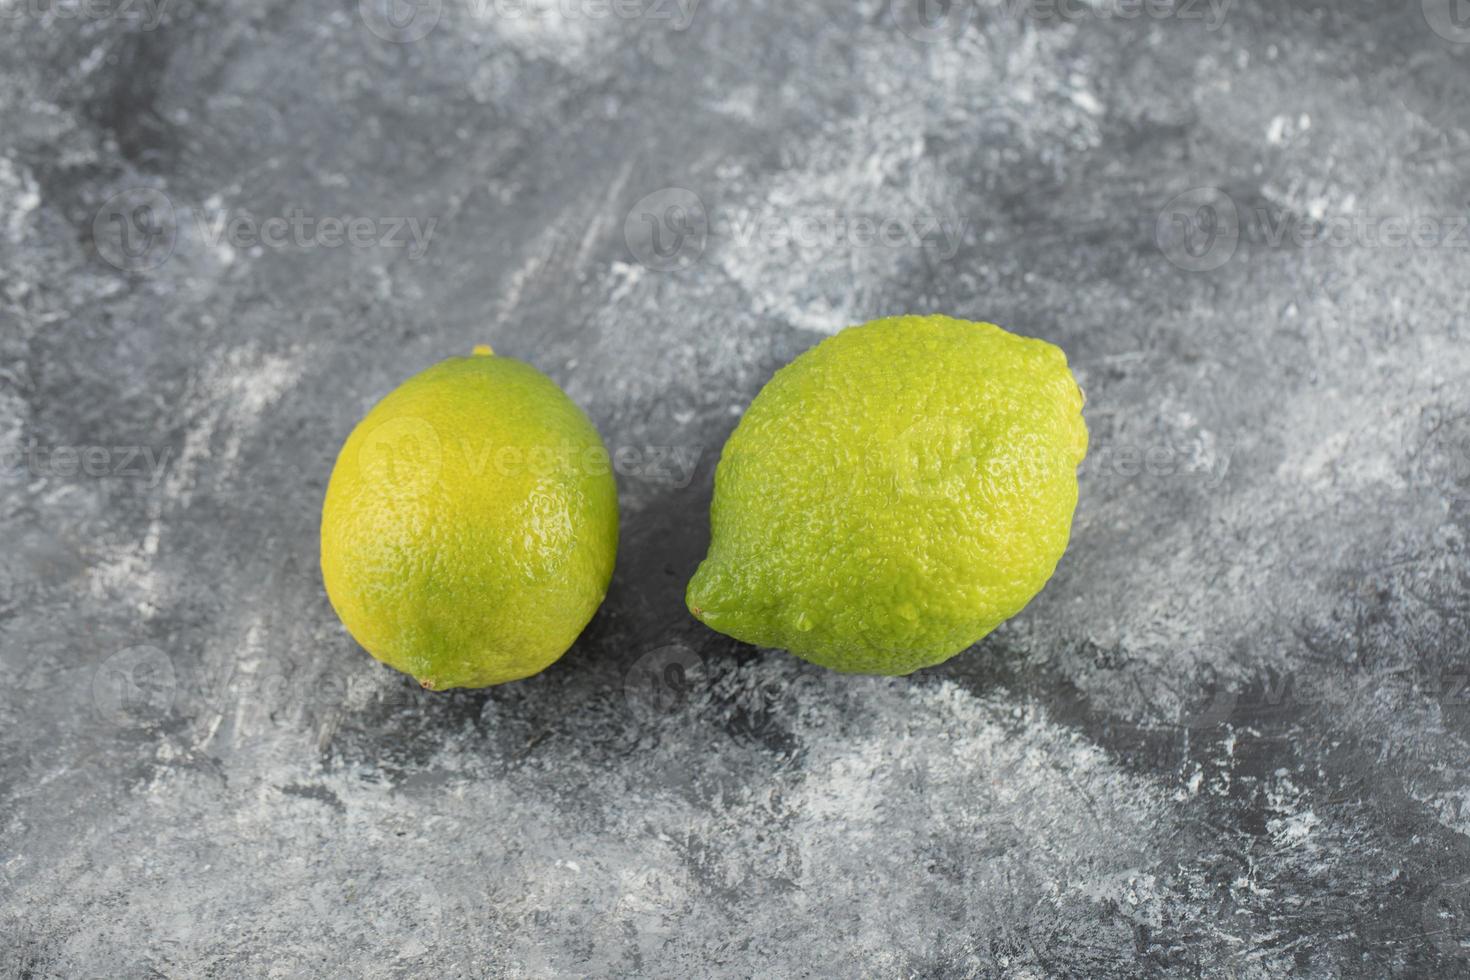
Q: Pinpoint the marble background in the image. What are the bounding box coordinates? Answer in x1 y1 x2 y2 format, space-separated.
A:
2 0 1469 975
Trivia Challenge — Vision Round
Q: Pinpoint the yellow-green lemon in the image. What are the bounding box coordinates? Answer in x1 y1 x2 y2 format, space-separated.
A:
686 315 1087 675
321 347 618 690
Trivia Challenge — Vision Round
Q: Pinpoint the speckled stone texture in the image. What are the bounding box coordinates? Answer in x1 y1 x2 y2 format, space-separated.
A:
1 0 1469 976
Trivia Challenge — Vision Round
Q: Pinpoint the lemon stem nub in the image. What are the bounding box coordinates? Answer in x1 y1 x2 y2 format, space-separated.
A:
472 344 495 357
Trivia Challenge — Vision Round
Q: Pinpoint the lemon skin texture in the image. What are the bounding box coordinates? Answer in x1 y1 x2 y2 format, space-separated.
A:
321 349 618 690
686 315 1087 676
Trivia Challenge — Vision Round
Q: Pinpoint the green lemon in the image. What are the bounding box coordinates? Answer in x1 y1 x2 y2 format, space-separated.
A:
321 346 618 690
686 315 1087 675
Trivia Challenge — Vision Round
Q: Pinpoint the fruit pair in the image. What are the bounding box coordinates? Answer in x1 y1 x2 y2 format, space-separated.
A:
320 316 1088 690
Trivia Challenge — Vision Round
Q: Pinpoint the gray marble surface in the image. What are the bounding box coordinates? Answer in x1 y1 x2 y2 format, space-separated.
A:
2 0 1469 976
